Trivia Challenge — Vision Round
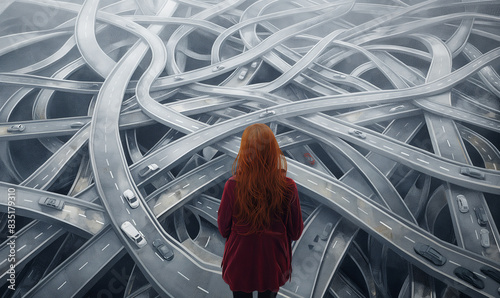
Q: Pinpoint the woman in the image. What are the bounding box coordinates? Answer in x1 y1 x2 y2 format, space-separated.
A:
218 123 304 298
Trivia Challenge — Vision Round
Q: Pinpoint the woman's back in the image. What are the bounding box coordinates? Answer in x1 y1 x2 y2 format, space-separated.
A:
218 176 303 293
217 124 304 296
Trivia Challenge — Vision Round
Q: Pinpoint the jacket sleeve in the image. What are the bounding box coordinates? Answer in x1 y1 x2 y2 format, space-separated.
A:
218 179 234 238
286 179 303 241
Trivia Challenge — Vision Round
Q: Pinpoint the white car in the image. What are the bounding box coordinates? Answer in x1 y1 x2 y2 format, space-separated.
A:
259 109 275 118
123 189 139 209
121 221 147 248
238 68 248 80
389 105 405 112
138 163 159 177
212 64 225 72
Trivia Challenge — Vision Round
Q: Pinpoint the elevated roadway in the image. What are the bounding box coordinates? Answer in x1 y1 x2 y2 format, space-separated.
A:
0 0 499 297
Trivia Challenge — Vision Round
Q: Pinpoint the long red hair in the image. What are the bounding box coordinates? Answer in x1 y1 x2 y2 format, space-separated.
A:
232 123 288 234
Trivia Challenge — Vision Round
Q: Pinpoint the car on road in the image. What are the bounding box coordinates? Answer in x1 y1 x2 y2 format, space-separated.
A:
479 228 490 248
303 153 315 165
212 64 225 72
250 61 258 68
456 194 469 213
474 207 488 226
38 197 65 210
454 266 484 289
348 128 366 139
153 239 174 261
174 75 184 81
138 163 159 177
70 122 85 128
319 222 333 241
238 67 248 80
121 221 147 248
460 167 485 180
7 124 25 133
259 109 275 118
123 189 139 209
480 266 500 283
413 243 446 266
389 105 405 112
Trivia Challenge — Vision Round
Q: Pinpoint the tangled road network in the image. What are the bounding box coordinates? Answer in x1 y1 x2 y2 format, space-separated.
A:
0 0 500 297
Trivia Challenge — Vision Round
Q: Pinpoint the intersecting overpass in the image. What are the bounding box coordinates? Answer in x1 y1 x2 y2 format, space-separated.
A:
1 0 500 297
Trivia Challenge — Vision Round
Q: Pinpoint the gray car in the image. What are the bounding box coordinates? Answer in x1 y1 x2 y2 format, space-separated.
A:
474 207 488 226
348 128 366 139
413 243 446 266
480 229 490 248
153 239 174 261
460 167 485 180
38 197 65 210
456 194 469 213
7 124 25 132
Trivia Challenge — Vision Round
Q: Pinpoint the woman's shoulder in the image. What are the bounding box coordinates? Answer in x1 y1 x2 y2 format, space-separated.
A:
225 176 237 187
285 176 296 186
284 176 298 193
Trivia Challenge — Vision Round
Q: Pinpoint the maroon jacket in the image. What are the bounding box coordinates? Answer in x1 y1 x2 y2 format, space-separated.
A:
218 176 303 292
